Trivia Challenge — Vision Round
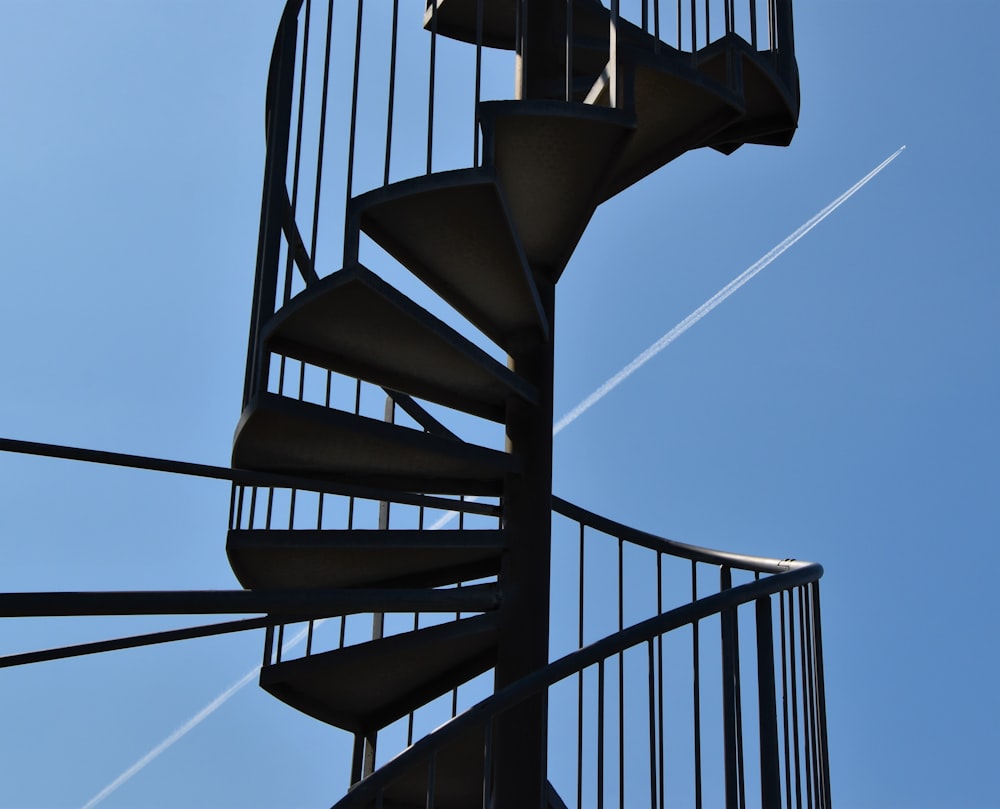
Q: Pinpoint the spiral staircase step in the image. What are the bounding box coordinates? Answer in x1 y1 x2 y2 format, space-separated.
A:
233 392 518 494
480 100 634 280
227 528 505 590
697 34 798 152
594 45 745 200
263 263 537 423
261 613 499 733
349 169 548 352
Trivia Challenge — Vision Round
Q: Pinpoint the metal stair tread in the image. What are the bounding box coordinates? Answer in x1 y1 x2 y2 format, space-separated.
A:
262 262 538 423
596 43 746 200
480 100 635 280
349 167 548 352
233 391 517 494
696 33 798 150
261 612 499 733
227 528 506 590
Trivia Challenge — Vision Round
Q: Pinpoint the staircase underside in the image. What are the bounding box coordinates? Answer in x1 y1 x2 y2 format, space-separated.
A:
261 613 499 733
263 263 537 423
351 169 549 352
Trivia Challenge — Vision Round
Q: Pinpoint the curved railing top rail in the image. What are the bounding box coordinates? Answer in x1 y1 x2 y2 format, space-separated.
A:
553 495 807 575
332 546 821 808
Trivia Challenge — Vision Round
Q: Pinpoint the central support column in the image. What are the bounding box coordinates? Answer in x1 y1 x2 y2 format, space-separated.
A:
494 277 555 809
496 6 566 806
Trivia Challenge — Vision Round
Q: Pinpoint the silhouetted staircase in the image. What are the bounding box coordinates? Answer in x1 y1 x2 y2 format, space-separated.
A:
231 2 826 807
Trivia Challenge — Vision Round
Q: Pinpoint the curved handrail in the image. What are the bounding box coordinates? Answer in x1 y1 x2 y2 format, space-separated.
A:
331 550 821 808
554 494 801 573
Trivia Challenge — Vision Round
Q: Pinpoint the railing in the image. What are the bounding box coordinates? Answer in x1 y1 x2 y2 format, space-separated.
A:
329 497 829 809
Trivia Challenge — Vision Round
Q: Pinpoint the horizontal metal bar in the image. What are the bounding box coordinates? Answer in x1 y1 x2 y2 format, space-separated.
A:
0 615 280 668
0 584 500 617
0 437 500 516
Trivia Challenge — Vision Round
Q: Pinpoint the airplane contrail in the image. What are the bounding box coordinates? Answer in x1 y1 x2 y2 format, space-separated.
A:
552 144 906 435
81 622 319 809
81 145 904 807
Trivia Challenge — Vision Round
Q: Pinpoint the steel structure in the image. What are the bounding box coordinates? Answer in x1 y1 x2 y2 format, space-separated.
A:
2 1 829 807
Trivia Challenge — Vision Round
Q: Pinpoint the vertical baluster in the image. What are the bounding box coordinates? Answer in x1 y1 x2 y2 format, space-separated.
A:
780 590 792 809
475 0 484 162
232 484 243 530
425 751 436 809
689 0 697 62
244 12 296 407
653 0 661 54
347 378 361 528
577 522 585 809
482 719 494 809
427 0 437 175
692 561 702 809
597 660 605 809
276 623 285 663
657 553 665 809
284 0 311 305
345 0 364 207
229 483 243 531
609 0 620 108
265 487 274 529
798 588 814 809
749 0 758 48
734 604 746 809
647 639 657 809
314 0 334 267
788 589 802 809
720 567 738 809
263 624 275 667
811 583 832 809
618 536 625 808
704 0 710 46
249 486 258 528
756 595 781 808
383 0 399 186
565 0 573 102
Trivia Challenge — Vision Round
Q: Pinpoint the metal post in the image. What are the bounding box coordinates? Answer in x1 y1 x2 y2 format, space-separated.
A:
720 566 739 809
756 595 782 807
493 277 555 809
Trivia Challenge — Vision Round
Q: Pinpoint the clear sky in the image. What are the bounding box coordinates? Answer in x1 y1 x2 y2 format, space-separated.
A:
2 2 998 808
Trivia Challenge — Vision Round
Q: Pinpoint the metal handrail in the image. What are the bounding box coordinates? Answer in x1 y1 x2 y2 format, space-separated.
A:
330 538 823 808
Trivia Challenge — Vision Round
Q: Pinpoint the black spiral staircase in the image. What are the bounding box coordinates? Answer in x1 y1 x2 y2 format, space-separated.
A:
227 1 828 807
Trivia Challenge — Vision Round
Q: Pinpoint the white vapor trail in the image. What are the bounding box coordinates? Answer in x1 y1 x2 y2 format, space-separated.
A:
81 622 319 809
82 146 903 808
552 145 906 435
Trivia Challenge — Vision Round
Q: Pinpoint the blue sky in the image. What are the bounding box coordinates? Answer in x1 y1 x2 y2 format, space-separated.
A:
2 1 998 807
